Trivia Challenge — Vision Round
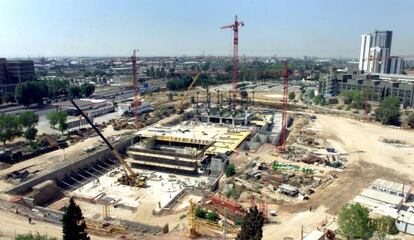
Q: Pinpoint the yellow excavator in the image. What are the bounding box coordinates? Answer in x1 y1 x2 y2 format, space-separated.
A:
65 94 145 187
176 73 201 114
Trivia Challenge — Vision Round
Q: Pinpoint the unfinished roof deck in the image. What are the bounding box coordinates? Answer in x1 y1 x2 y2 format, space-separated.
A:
137 123 251 155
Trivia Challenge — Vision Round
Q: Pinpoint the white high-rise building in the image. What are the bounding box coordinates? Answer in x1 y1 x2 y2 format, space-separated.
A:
359 34 372 72
358 30 393 74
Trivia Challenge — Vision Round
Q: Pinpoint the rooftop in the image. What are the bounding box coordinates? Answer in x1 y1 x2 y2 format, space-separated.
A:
138 122 251 155
372 178 411 194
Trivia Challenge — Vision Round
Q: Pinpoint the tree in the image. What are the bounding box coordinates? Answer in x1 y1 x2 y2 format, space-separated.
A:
47 111 68 134
195 207 206 219
69 85 81 98
313 95 326 106
236 206 265 240
62 198 90 240
206 211 219 222
24 127 38 142
46 79 68 99
15 233 57 240
371 216 399 237
337 203 371 240
308 89 315 99
341 90 354 104
19 111 39 129
80 83 95 97
375 96 401 125
19 111 39 142
15 81 48 106
0 115 22 145
226 164 236 177
288 92 296 101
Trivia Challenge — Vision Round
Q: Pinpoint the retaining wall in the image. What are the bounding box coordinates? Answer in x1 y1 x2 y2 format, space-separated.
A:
8 135 139 195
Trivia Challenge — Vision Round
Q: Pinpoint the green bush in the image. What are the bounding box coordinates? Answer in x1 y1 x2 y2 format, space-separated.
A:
226 164 236 177
226 186 238 199
15 233 57 240
195 207 206 219
206 211 219 222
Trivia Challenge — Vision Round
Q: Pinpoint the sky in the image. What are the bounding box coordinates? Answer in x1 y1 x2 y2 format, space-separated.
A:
0 0 413 58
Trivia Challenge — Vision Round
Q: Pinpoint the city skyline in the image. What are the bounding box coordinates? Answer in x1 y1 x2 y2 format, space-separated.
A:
1 0 413 58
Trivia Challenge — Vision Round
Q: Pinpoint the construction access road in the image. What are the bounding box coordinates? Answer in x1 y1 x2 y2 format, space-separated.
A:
263 113 414 240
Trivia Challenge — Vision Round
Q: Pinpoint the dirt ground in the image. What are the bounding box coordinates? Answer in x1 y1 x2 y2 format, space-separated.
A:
263 113 414 240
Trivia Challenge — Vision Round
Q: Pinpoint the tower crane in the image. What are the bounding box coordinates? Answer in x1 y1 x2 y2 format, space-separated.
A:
131 50 140 129
221 15 244 113
277 61 289 152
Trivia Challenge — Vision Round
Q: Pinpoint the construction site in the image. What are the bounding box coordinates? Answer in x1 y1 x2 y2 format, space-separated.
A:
1 16 414 240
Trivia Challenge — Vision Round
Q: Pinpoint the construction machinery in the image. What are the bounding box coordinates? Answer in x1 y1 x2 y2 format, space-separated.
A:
187 199 239 238
176 73 201 114
221 15 244 112
277 61 289 152
63 93 145 187
131 50 140 129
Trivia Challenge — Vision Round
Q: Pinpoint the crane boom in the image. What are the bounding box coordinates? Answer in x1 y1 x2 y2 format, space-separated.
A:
67 99 136 177
176 73 201 114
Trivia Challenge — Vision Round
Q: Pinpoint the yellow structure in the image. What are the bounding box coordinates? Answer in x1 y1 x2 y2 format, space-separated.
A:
188 199 199 238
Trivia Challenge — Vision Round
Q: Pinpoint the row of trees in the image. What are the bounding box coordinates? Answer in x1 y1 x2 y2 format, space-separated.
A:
166 73 229 91
0 111 39 145
14 80 95 106
146 66 167 78
0 109 70 146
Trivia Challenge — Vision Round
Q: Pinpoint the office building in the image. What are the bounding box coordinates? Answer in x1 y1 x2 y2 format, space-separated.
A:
319 73 414 108
0 59 35 99
373 30 392 49
358 30 394 74
0 59 7 97
359 34 372 72
389 57 404 74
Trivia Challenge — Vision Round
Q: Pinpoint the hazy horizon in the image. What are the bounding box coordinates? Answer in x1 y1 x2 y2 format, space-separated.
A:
1 0 413 58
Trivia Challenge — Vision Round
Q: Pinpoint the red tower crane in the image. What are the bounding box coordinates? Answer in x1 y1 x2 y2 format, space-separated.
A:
221 15 244 112
131 50 140 129
277 61 289 152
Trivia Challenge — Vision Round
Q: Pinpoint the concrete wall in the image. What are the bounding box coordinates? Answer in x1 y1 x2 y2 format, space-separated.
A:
8 135 139 195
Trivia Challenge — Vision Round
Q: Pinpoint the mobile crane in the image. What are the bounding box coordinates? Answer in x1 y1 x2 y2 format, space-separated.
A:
176 73 201 114
62 90 145 187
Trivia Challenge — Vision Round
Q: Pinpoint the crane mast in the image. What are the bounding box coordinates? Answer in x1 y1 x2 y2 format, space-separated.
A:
221 15 244 113
131 50 140 129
